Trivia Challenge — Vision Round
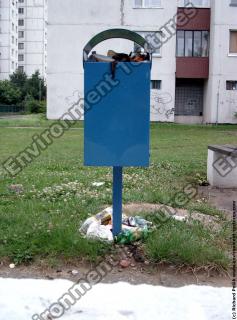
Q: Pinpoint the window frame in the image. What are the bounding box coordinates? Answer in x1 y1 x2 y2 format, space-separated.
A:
18 54 24 62
134 31 162 57
176 30 209 57
151 80 162 90
18 7 24 14
229 30 237 56
226 81 237 90
18 42 24 50
230 0 237 7
18 19 24 26
18 31 24 38
184 0 210 7
133 0 162 9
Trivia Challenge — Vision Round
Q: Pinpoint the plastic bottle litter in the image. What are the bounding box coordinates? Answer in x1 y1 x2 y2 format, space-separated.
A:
92 182 105 187
79 216 98 234
115 226 150 245
87 221 113 242
95 207 113 225
79 207 113 235
122 215 153 229
79 208 152 244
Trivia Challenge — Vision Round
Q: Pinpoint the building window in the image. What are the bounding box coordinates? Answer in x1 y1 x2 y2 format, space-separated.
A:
18 31 24 38
12 36 14 44
230 31 237 54
18 19 24 26
193 31 202 56
19 0 24 2
11 61 14 69
151 80 162 90
177 31 185 56
18 54 24 62
18 66 24 72
226 81 237 90
18 8 24 14
230 0 237 6
134 0 161 8
184 0 210 7
134 31 161 56
12 23 14 32
18 43 24 49
11 49 14 56
176 30 209 57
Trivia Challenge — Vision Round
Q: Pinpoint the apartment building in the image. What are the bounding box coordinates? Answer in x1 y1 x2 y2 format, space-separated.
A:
47 0 237 124
0 0 47 80
0 0 18 80
17 0 47 77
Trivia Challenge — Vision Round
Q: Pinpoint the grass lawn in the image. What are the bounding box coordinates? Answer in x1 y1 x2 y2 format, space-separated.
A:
0 115 236 269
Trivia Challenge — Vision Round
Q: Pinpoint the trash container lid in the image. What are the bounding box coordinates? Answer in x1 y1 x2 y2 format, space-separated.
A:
83 28 151 62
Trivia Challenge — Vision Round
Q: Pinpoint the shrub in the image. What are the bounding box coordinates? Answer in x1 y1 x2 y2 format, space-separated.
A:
25 96 46 114
0 80 21 105
0 70 47 114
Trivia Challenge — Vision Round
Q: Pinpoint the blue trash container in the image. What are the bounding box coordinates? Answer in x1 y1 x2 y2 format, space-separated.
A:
83 29 151 167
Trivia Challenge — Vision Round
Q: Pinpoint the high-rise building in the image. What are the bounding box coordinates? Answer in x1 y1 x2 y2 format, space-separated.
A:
47 0 237 124
0 0 47 80
17 0 47 77
0 0 18 80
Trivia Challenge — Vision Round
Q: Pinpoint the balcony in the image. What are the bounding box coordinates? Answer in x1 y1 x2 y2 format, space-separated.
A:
177 7 210 30
176 57 209 78
176 4 210 80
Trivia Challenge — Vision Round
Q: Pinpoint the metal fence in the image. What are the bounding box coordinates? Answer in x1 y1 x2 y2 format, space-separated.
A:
0 105 25 113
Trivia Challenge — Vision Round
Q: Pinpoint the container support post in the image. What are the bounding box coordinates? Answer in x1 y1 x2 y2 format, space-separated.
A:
112 166 123 236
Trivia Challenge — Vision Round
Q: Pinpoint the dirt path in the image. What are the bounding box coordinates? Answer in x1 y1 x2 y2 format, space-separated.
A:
0 260 231 288
199 186 237 215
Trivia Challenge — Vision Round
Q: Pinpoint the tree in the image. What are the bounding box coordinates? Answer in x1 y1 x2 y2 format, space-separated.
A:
25 70 46 101
10 69 27 93
0 81 21 105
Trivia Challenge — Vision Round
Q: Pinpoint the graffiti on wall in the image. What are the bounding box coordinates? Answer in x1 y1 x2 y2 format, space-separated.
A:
150 91 174 121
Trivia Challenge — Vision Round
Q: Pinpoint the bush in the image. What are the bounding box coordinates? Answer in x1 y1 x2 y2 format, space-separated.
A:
25 96 46 114
0 70 47 114
0 81 21 105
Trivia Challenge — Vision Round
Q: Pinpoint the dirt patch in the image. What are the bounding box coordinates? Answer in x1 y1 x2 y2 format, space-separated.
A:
0 259 231 288
198 186 237 216
123 203 222 230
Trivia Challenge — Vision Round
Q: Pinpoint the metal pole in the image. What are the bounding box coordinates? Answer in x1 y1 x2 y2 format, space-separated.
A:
112 166 123 236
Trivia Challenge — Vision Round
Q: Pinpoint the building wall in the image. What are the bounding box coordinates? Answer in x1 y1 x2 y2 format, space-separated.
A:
18 0 47 77
204 0 237 124
0 0 18 80
47 0 237 124
47 0 177 121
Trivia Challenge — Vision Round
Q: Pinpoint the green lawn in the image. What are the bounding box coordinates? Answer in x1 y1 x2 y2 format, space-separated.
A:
0 115 236 268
